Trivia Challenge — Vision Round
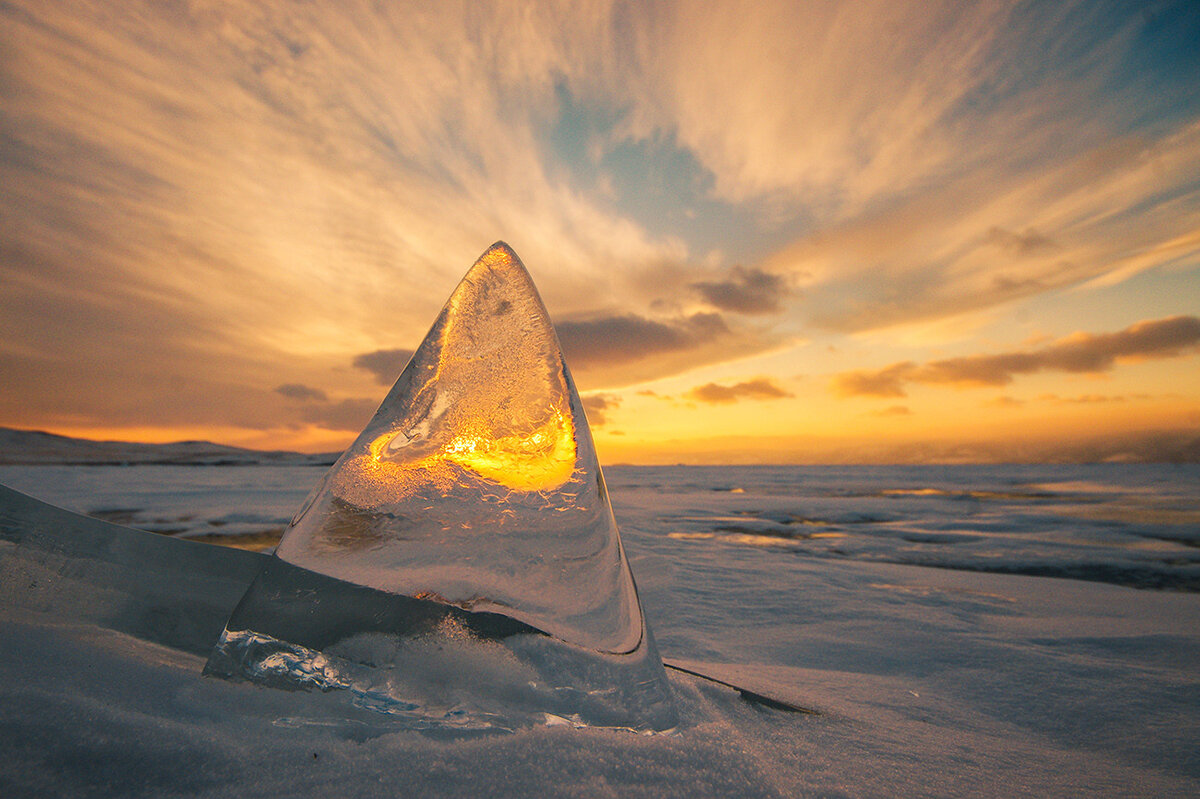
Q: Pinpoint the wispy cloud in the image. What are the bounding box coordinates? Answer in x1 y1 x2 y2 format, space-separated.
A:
764 118 1200 334
0 1 692 422
299 398 378 432
555 311 780 387
831 363 918 399
984 227 1061 257
870 405 912 418
580 393 620 426
1 0 1196 457
558 313 729 366
274 381 382 434
1038 393 1152 404
833 316 1200 397
687 378 793 404
690 266 789 314
275 384 329 402
352 349 415 386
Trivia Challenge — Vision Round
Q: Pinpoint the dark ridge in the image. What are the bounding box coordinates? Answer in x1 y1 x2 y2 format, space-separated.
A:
0 426 338 466
662 662 819 715
909 560 1200 593
790 552 1200 593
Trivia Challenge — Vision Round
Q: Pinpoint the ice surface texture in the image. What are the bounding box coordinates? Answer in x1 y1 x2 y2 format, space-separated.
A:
207 243 675 731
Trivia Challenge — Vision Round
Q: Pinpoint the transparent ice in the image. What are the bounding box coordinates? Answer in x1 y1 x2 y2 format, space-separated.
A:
205 243 676 731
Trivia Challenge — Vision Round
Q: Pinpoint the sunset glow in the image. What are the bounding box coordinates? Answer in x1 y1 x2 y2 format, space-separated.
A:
1 1 1197 463
362 407 577 494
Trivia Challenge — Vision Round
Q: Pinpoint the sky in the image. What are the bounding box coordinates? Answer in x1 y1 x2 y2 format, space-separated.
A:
1 0 1198 463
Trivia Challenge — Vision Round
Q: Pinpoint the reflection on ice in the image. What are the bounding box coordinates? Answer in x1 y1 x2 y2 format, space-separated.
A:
205 243 675 732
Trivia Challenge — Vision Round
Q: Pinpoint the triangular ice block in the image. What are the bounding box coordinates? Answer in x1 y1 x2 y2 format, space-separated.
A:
205 243 675 732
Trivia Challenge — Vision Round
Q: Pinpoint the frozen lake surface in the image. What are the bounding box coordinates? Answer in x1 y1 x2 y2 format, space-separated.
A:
2 462 1196 589
1 463 1198 796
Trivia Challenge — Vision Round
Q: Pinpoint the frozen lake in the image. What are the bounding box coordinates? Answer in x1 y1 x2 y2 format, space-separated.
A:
2 462 1196 589
1 463 1198 796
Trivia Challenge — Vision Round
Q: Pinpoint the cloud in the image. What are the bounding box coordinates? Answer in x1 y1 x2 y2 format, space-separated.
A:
690 266 789 314
2 0 1197 453
555 311 780 389
1039 393 1152 404
831 363 917 398
614 1 1200 229
277 384 378 431
0 0 697 437
618 2 1011 206
871 405 912 417
274 383 328 402
686 378 793 404
580 393 620 426
762 121 1200 335
985 227 1061 256
557 312 730 367
833 315 1200 396
299 398 378 432
917 315 1200 385
352 349 415 386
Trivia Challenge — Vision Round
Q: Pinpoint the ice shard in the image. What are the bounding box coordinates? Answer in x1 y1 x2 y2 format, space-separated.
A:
205 243 676 731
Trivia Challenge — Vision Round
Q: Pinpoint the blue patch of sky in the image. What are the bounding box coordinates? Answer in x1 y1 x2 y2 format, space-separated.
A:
946 1 1200 145
1117 0 1200 129
543 81 813 266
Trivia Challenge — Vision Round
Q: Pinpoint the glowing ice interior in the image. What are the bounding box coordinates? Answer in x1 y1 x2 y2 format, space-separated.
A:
206 242 674 731
278 242 639 654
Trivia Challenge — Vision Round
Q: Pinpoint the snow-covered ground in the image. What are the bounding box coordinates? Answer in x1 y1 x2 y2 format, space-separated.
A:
1 464 1198 796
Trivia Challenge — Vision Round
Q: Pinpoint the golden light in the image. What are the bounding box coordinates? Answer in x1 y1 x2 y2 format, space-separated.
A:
362 406 577 494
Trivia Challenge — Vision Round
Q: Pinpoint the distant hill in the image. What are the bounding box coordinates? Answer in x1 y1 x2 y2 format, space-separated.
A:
0 427 339 466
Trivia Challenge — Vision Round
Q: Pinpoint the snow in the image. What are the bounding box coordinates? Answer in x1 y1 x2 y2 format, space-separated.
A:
2 465 1199 796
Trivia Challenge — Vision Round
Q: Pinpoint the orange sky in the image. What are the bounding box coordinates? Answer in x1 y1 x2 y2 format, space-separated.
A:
1 1 1198 462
